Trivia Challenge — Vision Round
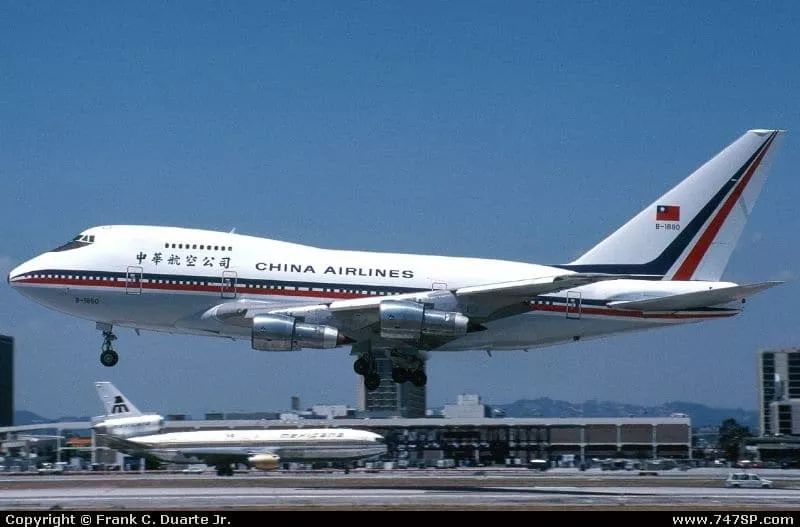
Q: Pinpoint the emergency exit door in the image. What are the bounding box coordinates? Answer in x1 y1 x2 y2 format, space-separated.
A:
221 270 237 298
566 291 581 319
125 266 143 295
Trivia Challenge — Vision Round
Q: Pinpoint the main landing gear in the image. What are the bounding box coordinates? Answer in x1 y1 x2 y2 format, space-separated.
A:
99 327 119 367
215 464 234 476
353 350 427 392
353 355 381 391
392 366 427 388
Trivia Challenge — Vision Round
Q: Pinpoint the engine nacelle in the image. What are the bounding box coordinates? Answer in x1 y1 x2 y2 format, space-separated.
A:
252 314 341 351
379 300 468 340
248 453 281 471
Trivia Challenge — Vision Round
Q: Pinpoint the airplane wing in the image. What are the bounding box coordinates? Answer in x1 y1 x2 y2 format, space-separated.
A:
95 434 162 463
206 272 638 333
454 273 629 299
451 273 656 319
606 281 782 311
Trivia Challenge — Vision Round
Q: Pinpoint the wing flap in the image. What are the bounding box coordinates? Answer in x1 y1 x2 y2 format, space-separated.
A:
606 281 782 311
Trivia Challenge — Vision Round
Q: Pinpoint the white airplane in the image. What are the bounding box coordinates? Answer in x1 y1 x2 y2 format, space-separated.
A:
9 129 785 391
92 382 386 475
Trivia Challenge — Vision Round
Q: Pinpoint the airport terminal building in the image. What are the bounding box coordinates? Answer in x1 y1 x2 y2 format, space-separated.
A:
1 413 691 469
159 415 691 466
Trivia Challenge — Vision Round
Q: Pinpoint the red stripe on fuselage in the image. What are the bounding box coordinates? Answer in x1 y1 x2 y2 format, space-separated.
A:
672 132 777 280
530 303 736 320
13 277 368 300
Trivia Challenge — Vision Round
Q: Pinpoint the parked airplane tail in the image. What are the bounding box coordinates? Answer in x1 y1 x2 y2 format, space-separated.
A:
565 129 783 281
95 381 142 417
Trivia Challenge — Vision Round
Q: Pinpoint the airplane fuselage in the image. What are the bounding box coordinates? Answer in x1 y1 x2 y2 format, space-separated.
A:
129 428 387 464
9 225 738 353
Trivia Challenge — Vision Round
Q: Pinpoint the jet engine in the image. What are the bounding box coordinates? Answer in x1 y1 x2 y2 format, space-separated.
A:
247 453 281 471
251 314 342 351
379 300 468 340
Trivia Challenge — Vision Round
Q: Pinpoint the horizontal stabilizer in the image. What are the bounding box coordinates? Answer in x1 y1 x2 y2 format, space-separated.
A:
606 281 782 311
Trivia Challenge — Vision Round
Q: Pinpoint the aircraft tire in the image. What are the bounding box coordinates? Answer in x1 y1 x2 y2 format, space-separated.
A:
364 373 381 391
100 350 119 367
353 357 369 375
391 367 409 383
410 370 427 387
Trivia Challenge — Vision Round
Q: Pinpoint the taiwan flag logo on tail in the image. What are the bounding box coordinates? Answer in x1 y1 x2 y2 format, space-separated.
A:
656 205 680 221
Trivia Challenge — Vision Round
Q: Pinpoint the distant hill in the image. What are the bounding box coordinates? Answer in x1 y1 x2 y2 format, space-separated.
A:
12 411 92 426
13 410 50 425
496 398 758 430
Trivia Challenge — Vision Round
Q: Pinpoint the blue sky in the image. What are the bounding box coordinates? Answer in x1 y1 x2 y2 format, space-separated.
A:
1 2 798 418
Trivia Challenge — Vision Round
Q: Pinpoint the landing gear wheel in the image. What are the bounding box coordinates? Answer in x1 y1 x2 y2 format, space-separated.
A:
391 367 409 384
216 464 234 476
410 370 427 387
100 349 119 367
364 372 381 391
353 357 369 375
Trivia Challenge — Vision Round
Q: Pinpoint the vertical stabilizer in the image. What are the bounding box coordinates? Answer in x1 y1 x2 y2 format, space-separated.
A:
95 381 142 417
566 129 783 280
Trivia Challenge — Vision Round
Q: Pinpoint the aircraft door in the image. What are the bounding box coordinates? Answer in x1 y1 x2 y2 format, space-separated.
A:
566 291 581 319
221 270 237 298
125 266 143 295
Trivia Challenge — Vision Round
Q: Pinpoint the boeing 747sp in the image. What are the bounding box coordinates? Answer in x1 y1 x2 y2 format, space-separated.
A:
9 130 785 390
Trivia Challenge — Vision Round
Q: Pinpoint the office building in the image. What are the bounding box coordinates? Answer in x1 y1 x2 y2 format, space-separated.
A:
0 335 13 427
357 357 426 418
758 347 800 436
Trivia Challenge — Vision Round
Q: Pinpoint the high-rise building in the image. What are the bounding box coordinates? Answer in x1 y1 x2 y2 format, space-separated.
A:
357 357 426 418
0 335 13 427
443 394 491 418
758 348 800 436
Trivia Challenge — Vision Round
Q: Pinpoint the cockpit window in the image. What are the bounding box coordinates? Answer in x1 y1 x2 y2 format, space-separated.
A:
51 233 95 252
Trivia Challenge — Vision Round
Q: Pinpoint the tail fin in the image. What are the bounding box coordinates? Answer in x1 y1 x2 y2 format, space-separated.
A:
565 129 783 280
95 381 142 417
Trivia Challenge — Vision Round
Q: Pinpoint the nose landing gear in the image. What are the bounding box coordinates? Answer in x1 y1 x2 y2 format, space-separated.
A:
99 328 119 367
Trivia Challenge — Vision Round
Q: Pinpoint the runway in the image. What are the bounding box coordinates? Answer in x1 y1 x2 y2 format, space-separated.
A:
2 469 800 510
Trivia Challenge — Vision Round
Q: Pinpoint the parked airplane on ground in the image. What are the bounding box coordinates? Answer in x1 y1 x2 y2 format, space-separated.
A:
92 382 386 475
9 130 785 390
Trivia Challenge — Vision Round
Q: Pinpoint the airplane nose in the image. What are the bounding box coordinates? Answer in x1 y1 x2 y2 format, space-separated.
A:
8 259 36 287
